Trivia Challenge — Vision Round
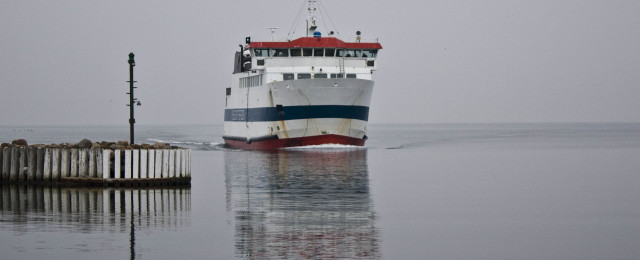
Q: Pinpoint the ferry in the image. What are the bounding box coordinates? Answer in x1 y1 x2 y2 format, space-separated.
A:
223 0 382 149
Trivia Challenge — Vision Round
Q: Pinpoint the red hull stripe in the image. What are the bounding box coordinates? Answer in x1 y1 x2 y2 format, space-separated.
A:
248 37 382 50
224 134 365 150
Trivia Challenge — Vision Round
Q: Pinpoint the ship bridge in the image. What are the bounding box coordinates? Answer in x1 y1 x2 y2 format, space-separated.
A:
235 36 382 83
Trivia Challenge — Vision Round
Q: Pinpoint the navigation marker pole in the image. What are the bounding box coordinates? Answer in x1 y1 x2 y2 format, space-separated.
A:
127 53 141 144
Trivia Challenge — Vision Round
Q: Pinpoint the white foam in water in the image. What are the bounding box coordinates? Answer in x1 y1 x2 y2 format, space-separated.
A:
147 138 205 146
283 144 367 150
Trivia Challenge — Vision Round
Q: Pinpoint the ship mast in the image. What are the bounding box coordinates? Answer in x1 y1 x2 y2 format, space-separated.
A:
306 0 318 36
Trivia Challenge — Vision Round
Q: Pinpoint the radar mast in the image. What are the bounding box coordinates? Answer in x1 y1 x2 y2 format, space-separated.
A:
307 0 318 36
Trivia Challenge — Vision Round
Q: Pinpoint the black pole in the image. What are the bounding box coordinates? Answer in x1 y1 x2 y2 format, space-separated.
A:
128 53 135 144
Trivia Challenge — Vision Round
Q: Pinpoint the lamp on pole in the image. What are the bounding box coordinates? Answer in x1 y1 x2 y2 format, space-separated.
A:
127 53 141 144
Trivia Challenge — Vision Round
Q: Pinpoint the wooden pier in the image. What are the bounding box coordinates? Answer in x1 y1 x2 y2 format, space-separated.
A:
0 144 190 187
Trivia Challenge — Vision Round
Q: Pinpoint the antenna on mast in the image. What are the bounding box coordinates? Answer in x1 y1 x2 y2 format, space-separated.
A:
307 0 318 36
267 27 279 41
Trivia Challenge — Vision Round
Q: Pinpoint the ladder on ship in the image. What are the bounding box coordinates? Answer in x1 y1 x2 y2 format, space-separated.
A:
339 58 345 75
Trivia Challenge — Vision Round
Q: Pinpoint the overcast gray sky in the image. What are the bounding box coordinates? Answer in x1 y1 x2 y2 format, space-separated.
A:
1 0 639 126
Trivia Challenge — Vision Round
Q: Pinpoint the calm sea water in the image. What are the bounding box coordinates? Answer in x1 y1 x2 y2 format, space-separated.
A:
1 123 639 259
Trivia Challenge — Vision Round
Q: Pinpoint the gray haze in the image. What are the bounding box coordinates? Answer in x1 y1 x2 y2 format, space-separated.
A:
1 0 639 126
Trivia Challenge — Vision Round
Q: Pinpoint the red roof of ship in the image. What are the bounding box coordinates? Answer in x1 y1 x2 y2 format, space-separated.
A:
248 37 382 49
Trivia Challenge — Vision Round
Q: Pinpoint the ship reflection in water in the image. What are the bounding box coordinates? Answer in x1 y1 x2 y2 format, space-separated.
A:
225 148 380 259
0 185 190 235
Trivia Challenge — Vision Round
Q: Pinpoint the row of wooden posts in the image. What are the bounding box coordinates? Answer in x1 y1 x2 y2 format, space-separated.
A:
0 147 191 186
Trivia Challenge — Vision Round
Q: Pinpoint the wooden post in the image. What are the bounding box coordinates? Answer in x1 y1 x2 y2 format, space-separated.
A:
102 149 110 179
176 150 183 178
96 149 103 179
36 148 44 181
181 150 187 177
43 148 52 181
114 149 121 179
19 148 27 181
132 149 139 178
28 147 36 181
187 149 191 177
148 150 155 179
79 149 88 177
61 148 70 178
51 149 61 181
70 149 78 177
161 150 169 178
168 149 175 178
140 149 147 179
10 148 18 182
89 148 96 178
154 150 162 178
124 150 132 179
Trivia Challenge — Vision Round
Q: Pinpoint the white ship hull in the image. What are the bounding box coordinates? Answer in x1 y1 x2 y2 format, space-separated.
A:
224 77 373 149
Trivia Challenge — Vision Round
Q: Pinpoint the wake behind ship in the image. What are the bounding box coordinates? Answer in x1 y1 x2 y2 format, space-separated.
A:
223 0 382 149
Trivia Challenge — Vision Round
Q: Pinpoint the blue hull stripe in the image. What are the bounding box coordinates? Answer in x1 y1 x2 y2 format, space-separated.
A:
224 105 369 122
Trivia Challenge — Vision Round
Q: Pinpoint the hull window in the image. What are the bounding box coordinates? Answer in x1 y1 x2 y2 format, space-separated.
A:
346 74 357 78
330 73 344 78
283 73 294 80
297 73 311 79
314 73 327 78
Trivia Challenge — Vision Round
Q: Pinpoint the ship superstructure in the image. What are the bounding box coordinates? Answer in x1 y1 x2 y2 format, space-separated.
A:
223 0 382 149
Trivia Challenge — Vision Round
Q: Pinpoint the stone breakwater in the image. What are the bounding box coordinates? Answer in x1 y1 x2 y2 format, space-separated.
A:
0 139 190 187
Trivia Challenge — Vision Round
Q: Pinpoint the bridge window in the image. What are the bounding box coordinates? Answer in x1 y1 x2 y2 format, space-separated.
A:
325 48 335 57
313 48 324 57
336 49 345 57
330 73 344 78
303 48 313 57
283 73 294 80
297 73 311 79
254 49 268 57
273 49 288 57
345 50 356 58
362 49 378 58
314 73 327 78
290 48 302 57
